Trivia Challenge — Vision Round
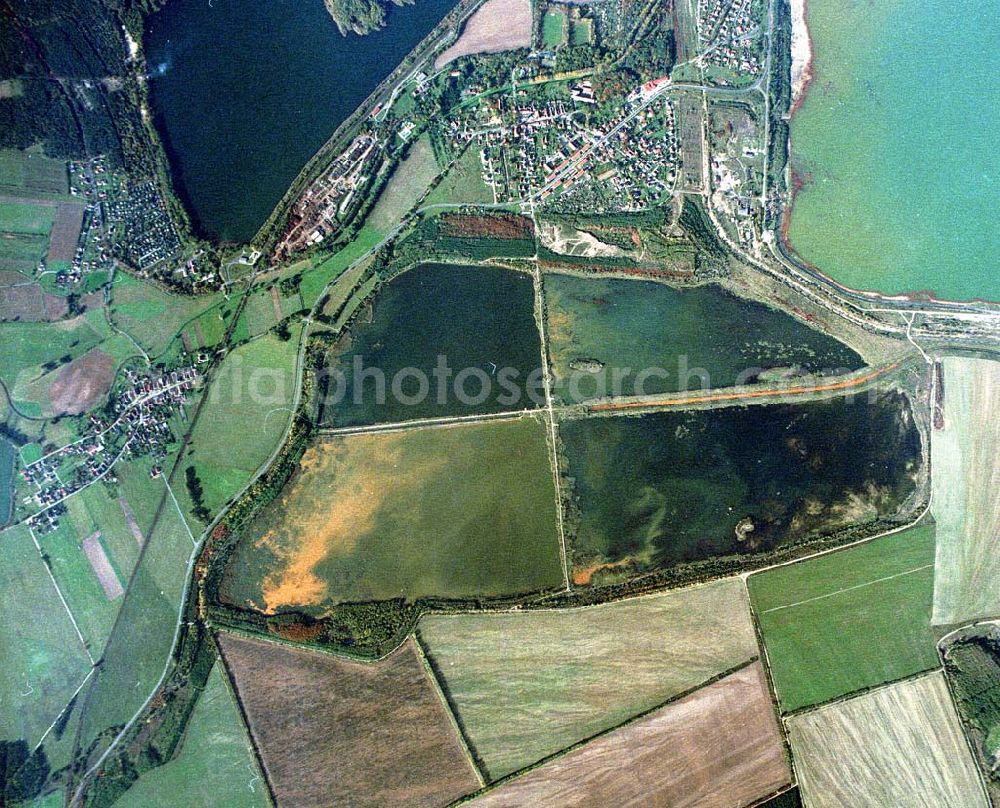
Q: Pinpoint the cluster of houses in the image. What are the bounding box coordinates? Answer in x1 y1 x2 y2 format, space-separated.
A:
105 181 182 270
20 366 199 532
276 135 381 258
440 84 679 212
700 0 764 77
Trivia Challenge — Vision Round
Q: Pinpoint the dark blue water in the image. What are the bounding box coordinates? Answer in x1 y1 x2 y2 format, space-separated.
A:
144 0 458 243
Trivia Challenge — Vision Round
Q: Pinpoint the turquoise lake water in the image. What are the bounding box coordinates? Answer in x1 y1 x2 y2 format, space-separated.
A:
786 0 1000 302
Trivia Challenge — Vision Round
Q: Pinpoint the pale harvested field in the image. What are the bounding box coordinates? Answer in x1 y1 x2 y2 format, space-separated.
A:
471 663 789 807
48 348 115 415
82 532 123 600
368 136 439 232
788 672 988 808
419 577 758 779
218 633 480 807
932 356 1000 624
434 0 532 68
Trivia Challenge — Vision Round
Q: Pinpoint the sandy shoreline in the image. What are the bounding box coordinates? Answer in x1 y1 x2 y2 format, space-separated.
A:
789 0 813 114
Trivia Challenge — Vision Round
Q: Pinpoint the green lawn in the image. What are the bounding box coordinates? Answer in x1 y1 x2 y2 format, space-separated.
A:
178 328 302 517
117 662 269 808
424 143 493 207
367 136 440 232
542 9 567 48
36 518 122 653
0 316 104 388
0 200 55 235
0 525 92 747
748 524 942 713
223 416 563 612
0 149 68 196
299 226 384 309
110 272 222 358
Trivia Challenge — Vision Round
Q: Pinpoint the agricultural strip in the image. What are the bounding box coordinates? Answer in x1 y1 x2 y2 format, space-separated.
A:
222 416 562 612
367 136 439 232
470 662 789 807
81 533 124 600
418 578 758 779
931 356 1000 625
116 662 269 808
542 273 863 403
749 524 940 713
0 525 92 747
434 0 532 68
787 672 987 808
217 633 481 808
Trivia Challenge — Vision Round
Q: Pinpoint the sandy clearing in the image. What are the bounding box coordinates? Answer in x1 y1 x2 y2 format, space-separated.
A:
931 356 1000 624
788 672 987 808
538 221 627 259
434 0 532 69
470 663 789 807
218 633 480 807
789 0 813 113
82 532 124 600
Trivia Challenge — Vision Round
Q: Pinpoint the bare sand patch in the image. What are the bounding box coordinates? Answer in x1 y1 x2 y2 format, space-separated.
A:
82 532 124 600
434 0 532 68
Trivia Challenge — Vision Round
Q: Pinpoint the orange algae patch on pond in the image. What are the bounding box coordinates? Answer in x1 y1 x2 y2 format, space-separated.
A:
258 435 445 612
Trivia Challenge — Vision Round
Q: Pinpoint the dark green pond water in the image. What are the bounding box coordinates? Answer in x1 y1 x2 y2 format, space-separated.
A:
144 0 459 242
545 274 864 403
322 263 544 425
561 391 922 569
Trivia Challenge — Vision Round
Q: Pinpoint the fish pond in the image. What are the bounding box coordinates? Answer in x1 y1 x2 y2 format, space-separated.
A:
321 263 544 426
560 390 922 578
544 273 864 403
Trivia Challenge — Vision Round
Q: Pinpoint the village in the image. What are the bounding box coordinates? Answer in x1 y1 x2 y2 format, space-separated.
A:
22 365 199 533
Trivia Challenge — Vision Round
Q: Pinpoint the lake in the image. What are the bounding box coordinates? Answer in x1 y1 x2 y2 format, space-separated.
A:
144 0 459 243
785 0 1000 303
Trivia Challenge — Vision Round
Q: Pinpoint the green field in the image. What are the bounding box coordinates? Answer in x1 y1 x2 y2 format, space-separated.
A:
298 226 383 309
0 149 68 196
0 525 92 747
542 9 567 48
424 143 493 206
223 416 563 612
110 272 222 358
367 135 440 232
418 577 758 779
570 17 593 46
117 662 269 808
77 478 196 750
0 200 55 235
748 524 941 713
35 518 122 653
179 328 301 517
0 315 105 388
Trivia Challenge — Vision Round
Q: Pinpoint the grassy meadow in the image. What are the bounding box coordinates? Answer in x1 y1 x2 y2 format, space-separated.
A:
223 416 563 612
418 577 758 778
0 525 92 747
749 524 941 713
367 136 440 232
116 662 269 808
